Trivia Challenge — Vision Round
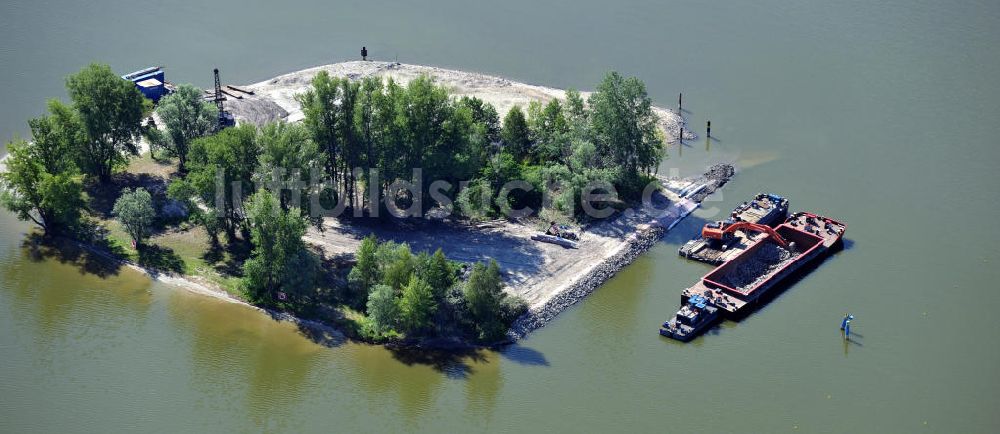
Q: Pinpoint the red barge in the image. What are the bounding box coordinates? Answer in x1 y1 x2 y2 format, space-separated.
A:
660 212 847 342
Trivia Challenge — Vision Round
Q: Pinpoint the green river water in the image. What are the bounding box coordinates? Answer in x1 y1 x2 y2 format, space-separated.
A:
2 0 999 432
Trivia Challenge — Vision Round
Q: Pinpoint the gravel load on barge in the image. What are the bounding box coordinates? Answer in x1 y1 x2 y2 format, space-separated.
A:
661 211 846 342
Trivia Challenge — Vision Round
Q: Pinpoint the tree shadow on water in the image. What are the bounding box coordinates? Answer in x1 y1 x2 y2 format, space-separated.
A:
499 345 550 366
293 321 347 348
21 233 123 278
387 346 490 379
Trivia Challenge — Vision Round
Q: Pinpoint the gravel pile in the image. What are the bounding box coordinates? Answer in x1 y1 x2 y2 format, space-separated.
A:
228 96 290 126
719 243 796 290
687 163 735 202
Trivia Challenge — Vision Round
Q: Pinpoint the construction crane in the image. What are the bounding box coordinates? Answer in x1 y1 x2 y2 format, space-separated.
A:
213 68 235 129
701 221 789 248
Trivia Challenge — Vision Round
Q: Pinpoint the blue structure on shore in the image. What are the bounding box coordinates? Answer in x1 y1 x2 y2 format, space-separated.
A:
122 67 168 102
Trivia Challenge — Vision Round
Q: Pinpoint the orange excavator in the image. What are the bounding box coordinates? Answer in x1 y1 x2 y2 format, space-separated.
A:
701 221 789 248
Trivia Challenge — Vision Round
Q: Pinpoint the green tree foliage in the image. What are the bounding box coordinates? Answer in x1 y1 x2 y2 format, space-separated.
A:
0 104 87 236
381 243 415 292
347 237 420 307
354 76 384 201
300 74 488 216
297 72 343 186
459 96 501 143
66 63 149 181
297 72 366 211
184 124 260 237
568 140 598 172
587 72 664 192
112 188 155 246
501 106 532 161
531 99 571 163
294 70 667 222
255 122 319 211
240 190 316 303
0 142 86 236
365 284 398 335
399 275 436 334
155 84 218 172
419 248 453 299
344 238 525 341
28 100 86 173
347 234 380 304
455 178 495 220
463 259 511 341
564 88 589 131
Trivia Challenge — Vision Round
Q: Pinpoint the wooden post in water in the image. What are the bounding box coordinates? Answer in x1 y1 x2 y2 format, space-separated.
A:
678 93 683 113
678 126 683 157
706 120 712 151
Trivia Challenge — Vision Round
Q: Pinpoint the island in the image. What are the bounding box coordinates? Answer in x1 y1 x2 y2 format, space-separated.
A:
0 61 732 348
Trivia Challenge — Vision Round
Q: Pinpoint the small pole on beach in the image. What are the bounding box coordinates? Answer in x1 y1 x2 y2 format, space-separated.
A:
678 93 683 113
706 120 711 138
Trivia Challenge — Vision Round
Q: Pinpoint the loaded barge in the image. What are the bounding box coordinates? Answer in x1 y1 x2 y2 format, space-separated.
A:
678 193 788 264
661 211 846 342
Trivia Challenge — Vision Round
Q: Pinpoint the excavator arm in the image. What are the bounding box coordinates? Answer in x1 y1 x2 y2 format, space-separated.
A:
702 221 789 248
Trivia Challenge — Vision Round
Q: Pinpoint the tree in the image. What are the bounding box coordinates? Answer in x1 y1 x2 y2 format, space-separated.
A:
366 284 399 335
501 106 531 161
354 76 384 208
0 143 86 236
66 63 149 181
0 105 87 236
459 96 501 143
298 72 345 206
420 248 453 299
532 99 571 162
463 259 507 340
155 84 218 172
381 243 415 292
28 100 86 173
588 72 664 193
564 88 588 129
112 188 155 246
299 74 490 215
240 190 315 303
336 79 363 209
255 122 319 211
185 124 260 238
399 275 436 334
347 234 380 304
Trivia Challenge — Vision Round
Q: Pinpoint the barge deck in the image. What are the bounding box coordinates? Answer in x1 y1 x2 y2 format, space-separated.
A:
661 211 846 341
